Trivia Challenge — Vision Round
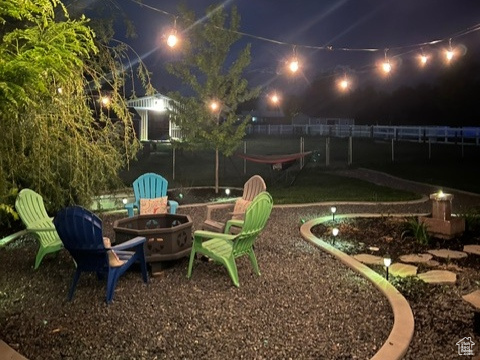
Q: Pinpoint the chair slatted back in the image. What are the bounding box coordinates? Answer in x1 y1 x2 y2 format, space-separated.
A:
232 192 273 257
15 189 58 246
54 206 108 271
133 173 169 208
242 175 267 201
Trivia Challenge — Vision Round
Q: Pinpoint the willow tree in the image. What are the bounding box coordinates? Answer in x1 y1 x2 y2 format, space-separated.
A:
0 0 149 213
166 4 259 193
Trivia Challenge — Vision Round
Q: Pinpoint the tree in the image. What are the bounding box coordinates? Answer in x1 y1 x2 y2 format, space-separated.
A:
166 4 259 193
0 0 149 213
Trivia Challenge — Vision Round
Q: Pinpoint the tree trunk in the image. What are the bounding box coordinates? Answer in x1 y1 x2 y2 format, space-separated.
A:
215 147 219 194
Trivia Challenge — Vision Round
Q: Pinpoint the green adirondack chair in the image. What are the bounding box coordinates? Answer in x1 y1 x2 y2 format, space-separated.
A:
187 191 273 287
15 189 63 269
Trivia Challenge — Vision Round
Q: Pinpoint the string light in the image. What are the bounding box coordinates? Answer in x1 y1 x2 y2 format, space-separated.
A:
127 0 478 89
100 96 110 107
210 100 219 112
166 17 179 48
288 46 300 74
270 92 280 105
381 49 392 74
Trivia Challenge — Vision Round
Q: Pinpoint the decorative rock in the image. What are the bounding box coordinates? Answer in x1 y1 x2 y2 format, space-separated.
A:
353 253 384 265
463 290 480 309
464 245 480 256
389 263 418 277
425 260 441 267
399 253 433 263
427 249 467 259
418 270 457 284
368 246 380 252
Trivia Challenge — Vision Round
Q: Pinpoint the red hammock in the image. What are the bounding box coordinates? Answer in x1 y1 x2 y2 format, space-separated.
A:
236 151 312 164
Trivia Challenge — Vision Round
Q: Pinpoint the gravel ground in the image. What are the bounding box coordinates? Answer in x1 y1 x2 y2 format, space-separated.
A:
1 204 392 360
2 168 480 359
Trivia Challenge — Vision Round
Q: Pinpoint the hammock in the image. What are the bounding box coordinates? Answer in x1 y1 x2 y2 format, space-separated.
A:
236 151 312 165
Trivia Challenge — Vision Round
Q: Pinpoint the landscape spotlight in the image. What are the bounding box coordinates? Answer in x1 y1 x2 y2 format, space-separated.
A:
225 188 231 196
330 206 337 221
122 198 128 205
384 255 392 280
332 227 339 245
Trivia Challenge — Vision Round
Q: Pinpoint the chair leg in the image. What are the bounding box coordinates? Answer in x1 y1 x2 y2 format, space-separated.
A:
224 258 240 287
247 249 261 276
68 270 82 301
34 247 46 270
187 247 197 279
106 269 120 304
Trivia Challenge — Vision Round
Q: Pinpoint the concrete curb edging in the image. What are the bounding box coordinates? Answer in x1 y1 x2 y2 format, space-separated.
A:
300 213 415 360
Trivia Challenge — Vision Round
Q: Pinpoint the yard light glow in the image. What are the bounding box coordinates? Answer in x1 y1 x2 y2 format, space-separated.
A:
445 49 454 62
332 227 339 245
210 101 219 112
289 58 299 73
420 54 428 65
179 193 184 199
57 87 63 94
167 32 178 48
382 61 391 73
339 79 349 90
384 254 392 280
270 93 280 104
100 96 110 107
225 188 231 196
122 198 128 205
330 206 337 221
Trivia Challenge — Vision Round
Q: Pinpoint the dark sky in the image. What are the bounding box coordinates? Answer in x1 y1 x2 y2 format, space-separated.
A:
72 0 480 94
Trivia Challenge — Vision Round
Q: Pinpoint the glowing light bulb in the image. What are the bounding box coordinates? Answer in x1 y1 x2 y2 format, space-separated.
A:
340 79 349 90
420 55 428 65
167 33 178 48
57 87 63 94
122 198 128 205
384 256 392 267
271 93 279 104
289 59 299 73
225 188 231 196
446 50 454 62
382 61 391 73
332 227 339 237
101 96 110 106
210 101 219 111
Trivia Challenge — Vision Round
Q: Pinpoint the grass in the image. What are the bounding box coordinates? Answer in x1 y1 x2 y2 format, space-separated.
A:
118 136 480 204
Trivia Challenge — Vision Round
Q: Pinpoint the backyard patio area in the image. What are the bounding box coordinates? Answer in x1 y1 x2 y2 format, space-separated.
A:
2 185 480 359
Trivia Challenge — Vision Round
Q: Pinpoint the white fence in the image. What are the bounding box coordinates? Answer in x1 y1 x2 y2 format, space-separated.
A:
246 124 480 145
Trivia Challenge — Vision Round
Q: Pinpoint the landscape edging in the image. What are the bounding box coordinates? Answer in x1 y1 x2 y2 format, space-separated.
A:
300 213 416 360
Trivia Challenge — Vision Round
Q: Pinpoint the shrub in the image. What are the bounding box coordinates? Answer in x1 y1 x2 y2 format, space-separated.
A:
401 217 430 245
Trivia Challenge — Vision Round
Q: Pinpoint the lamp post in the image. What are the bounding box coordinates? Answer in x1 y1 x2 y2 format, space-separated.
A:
330 206 337 221
384 255 392 281
332 227 339 245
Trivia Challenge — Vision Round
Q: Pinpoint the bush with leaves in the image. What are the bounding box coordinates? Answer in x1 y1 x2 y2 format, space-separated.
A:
401 216 431 245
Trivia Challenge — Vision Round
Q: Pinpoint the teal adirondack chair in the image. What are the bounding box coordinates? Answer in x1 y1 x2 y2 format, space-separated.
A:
15 189 63 269
125 173 179 217
187 191 273 287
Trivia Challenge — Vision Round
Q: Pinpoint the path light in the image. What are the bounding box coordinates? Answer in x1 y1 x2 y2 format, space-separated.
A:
122 198 128 205
225 188 231 196
332 227 339 245
178 193 184 199
384 254 392 281
330 206 337 221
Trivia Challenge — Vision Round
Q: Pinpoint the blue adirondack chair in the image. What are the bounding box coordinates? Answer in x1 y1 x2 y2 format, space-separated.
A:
53 206 148 304
125 173 179 217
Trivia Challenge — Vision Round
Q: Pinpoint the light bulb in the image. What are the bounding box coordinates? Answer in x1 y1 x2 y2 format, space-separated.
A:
382 62 391 73
167 33 178 48
289 59 299 73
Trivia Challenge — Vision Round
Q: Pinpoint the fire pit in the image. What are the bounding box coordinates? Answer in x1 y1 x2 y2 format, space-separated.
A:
113 214 193 262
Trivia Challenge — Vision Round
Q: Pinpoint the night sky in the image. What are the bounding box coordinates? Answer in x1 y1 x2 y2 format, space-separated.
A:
72 0 480 94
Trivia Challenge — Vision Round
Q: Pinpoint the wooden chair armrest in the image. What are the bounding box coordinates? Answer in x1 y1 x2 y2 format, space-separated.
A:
205 202 235 220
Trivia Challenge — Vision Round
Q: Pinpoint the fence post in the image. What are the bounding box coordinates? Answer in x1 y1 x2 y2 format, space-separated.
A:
326 137 330 167
348 136 353 166
391 139 395 163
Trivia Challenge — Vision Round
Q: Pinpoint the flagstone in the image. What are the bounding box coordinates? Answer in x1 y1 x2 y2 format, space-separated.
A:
463 245 480 256
426 260 441 267
353 253 384 265
389 263 418 277
399 253 432 263
417 270 457 284
463 290 480 309
427 249 467 259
